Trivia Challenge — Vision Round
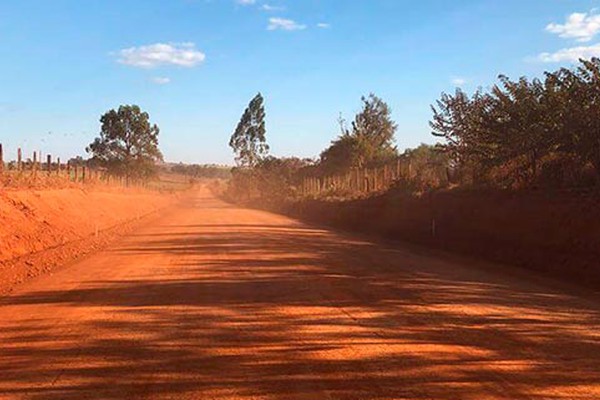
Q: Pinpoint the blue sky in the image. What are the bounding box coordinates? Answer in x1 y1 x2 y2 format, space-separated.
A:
0 0 599 164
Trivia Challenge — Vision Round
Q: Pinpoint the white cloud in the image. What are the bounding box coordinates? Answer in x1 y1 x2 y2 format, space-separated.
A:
117 43 206 68
236 0 256 5
268 17 306 31
151 77 171 85
261 4 284 11
451 77 467 85
317 22 331 29
537 43 600 62
546 12 600 42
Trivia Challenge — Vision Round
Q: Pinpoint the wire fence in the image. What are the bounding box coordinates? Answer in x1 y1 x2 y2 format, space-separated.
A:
300 156 450 197
0 143 138 188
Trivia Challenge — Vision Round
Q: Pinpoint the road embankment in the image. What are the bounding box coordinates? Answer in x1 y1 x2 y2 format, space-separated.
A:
268 189 600 288
0 187 175 292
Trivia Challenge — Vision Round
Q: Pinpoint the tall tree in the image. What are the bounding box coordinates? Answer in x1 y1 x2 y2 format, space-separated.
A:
87 105 162 181
351 93 398 167
320 94 398 174
229 93 269 167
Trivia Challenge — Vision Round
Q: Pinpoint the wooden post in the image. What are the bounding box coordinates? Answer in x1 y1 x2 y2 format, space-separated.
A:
82 166 86 183
17 148 22 171
74 165 78 182
57 157 61 175
33 151 37 176
373 169 378 191
384 165 389 188
46 154 51 175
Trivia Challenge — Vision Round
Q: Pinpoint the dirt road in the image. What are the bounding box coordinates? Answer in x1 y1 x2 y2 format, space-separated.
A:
1 189 599 399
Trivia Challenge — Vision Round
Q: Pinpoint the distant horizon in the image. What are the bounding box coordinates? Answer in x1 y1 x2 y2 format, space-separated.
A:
1 0 599 164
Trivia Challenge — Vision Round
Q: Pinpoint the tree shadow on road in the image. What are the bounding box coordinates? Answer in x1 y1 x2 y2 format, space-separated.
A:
1 219 600 399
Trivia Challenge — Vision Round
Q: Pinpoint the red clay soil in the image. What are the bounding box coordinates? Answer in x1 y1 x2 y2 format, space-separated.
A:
0 188 599 399
0 188 173 293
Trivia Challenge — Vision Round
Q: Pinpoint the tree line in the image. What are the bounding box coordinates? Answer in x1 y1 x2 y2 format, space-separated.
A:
229 58 600 200
79 57 600 192
228 92 447 199
168 163 231 179
431 57 600 188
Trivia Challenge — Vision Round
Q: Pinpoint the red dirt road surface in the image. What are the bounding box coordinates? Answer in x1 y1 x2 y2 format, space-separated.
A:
1 188 599 399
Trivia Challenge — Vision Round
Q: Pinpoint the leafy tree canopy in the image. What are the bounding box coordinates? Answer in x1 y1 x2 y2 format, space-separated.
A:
87 105 162 180
229 93 269 167
430 57 600 187
320 94 398 174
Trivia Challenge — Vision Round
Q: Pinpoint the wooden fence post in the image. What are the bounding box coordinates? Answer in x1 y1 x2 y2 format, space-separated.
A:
82 166 86 183
374 169 378 192
57 157 61 175
46 154 51 175
33 151 37 176
17 148 22 171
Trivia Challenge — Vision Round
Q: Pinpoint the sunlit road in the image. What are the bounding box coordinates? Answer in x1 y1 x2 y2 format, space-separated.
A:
1 188 599 399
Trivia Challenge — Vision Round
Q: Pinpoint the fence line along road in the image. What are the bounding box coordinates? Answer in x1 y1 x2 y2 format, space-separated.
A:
0 142 136 187
301 156 449 196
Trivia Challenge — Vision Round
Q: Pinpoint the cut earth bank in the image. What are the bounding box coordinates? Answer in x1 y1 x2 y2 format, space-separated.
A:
0 187 176 293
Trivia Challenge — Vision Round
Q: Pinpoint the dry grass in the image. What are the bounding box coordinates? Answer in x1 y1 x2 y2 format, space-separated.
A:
0 170 196 193
0 171 80 190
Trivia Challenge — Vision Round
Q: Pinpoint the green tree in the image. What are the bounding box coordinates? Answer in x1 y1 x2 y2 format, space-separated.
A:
351 93 398 167
320 134 360 174
551 58 600 178
229 93 269 167
402 144 452 189
87 105 162 182
430 58 600 187
430 89 495 171
320 94 398 174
